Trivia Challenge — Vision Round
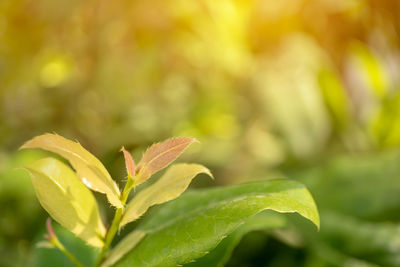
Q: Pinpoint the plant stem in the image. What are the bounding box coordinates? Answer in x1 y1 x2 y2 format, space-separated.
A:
94 177 135 267
52 237 85 267
45 218 85 267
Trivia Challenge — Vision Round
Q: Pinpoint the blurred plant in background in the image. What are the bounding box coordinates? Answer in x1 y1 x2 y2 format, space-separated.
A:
1 0 400 266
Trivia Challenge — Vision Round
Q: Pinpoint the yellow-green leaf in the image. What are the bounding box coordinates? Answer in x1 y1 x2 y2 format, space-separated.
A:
120 163 212 227
24 157 106 247
20 134 122 208
135 137 196 185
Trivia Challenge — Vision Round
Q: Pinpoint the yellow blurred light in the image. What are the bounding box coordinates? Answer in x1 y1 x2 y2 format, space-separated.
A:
40 58 71 87
173 121 202 140
199 114 239 139
246 124 285 166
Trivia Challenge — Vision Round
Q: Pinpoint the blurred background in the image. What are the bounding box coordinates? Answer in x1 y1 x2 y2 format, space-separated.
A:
1 0 400 266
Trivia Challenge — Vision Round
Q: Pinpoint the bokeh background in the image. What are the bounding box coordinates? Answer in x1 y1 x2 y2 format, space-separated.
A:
1 0 400 266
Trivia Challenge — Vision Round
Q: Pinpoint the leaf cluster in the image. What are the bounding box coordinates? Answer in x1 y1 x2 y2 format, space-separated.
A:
20 134 319 266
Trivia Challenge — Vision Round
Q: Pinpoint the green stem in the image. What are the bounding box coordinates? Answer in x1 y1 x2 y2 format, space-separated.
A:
52 237 85 267
94 177 136 267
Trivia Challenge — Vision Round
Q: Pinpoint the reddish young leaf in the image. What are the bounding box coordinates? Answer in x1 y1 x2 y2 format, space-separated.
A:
121 147 135 179
136 137 196 185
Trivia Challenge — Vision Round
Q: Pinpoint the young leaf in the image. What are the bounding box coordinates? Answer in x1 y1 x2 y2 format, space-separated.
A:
113 179 319 266
120 147 135 178
135 137 196 185
120 163 212 227
20 134 123 208
23 157 106 247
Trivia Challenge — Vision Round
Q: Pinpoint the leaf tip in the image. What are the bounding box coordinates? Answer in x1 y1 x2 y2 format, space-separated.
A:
19 141 30 151
314 215 320 231
186 136 199 143
19 132 53 150
203 167 214 179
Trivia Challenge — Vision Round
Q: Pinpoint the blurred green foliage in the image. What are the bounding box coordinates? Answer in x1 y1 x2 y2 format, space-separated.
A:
1 0 400 266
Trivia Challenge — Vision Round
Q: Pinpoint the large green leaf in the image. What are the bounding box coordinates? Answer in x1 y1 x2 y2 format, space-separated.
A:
21 134 122 208
113 179 319 266
185 211 288 267
24 157 106 247
120 163 212 227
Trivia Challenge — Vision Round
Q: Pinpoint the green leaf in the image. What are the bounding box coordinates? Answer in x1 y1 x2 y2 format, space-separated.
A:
20 134 123 208
135 137 196 185
120 163 212 227
23 157 106 247
185 211 288 267
101 230 146 267
113 179 319 266
319 212 400 267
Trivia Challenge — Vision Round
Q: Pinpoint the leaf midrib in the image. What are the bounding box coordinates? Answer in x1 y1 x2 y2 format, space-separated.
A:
139 141 192 174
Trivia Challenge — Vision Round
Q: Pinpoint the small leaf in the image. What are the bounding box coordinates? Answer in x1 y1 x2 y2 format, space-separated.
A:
20 134 122 208
120 163 212 227
45 218 56 241
24 157 106 247
114 179 319 266
135 137 196 185
120 147 135 179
